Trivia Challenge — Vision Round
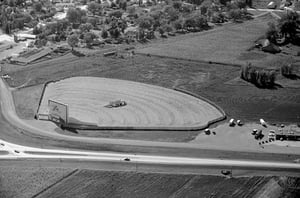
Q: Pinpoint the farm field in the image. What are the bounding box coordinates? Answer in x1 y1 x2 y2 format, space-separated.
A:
3 169 293 198
0 166 73 198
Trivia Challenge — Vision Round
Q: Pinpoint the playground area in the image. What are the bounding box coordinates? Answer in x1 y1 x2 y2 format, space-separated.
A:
37 77 224 130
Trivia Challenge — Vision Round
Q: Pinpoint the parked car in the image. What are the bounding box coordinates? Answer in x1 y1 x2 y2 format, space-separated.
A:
255 129 264 140
229 118 235 127
268 130 276 141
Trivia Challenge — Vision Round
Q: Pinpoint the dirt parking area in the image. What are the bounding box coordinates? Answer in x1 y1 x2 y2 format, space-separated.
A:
191 122 300 154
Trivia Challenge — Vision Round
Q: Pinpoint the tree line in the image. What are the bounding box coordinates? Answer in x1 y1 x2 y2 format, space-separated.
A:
240 63 276 88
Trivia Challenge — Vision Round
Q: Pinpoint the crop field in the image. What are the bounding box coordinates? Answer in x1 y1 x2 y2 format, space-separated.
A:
29 170 299 198
0 165 299 198
0 166 73 198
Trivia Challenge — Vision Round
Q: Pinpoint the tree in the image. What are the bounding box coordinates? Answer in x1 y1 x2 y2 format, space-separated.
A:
67 34 79 51
88 2 101 15
173 1 182 10
184 17 196 29
164 6 179 22
79 23 93 33
240 63 276 87
163 24 173 33
33 26 42 35
109 10 123 18
265 22 278 44
278 11 300 42
67 8 86 25
87 17 98 27
23 13 32 23
127 6 136 16
109 28 120 38
101 29 108 39
158 26 165 36
194 15 208 29
173 19 183 30
138 16 153 30
33 2 42 13
7 0 15 7
281 64 295 77
119 0 127 10
13 18 24 29
228 9 243 21
84 32 97 48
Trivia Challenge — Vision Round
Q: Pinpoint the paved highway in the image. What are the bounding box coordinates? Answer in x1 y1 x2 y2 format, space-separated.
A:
1 139 300 172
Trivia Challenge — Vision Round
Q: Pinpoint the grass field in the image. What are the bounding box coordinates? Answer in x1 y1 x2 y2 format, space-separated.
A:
0 168 294 198
137 15 278 66
7 52 300 124
12 84 44 119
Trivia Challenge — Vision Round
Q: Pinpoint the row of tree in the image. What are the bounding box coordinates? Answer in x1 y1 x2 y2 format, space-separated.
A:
241 63 276 88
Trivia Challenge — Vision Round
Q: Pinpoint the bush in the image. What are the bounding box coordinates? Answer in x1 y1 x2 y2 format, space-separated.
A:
211 12 226 23
184 14 208 30
228 9 243 21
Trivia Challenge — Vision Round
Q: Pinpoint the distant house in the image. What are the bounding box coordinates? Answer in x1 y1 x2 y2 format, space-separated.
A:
250 0 281 8
16 33 36 40
124 26 138 41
